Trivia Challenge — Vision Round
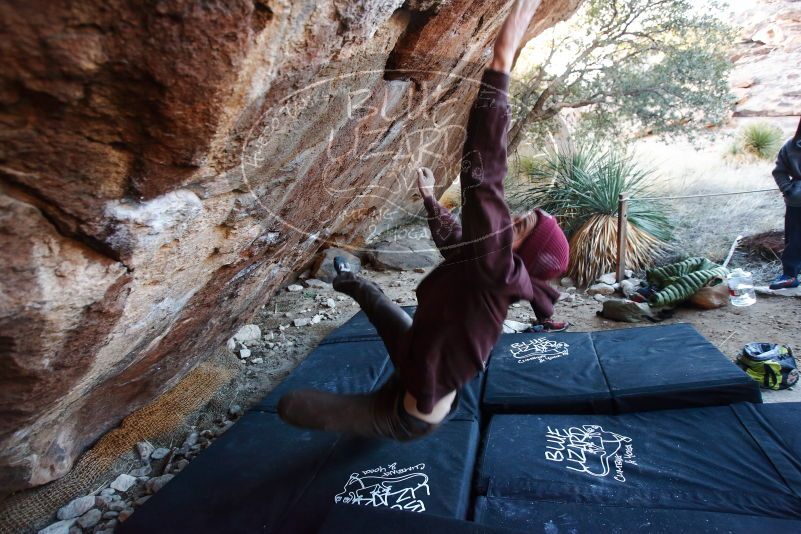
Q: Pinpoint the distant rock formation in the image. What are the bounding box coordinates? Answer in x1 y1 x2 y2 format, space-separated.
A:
731 0 801 117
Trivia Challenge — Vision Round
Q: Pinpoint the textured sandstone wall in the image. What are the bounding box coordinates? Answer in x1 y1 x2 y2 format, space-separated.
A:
0 0 580 493
730 0 801 117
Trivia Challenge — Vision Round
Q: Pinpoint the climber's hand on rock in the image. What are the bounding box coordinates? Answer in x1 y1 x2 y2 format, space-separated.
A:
416 167 435 200
490 0 542 73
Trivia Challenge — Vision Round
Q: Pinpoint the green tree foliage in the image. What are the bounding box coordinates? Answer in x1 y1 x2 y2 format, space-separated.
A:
508 0 735 149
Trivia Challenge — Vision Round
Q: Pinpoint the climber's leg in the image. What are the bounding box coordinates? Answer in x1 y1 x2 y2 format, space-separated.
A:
278 370 437 441
332 267 412 368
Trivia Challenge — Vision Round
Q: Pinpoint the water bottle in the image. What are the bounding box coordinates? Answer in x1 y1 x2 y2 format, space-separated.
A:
727 268 756 307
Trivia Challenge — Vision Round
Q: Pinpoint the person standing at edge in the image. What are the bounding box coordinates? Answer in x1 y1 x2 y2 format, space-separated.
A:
278 0 569 440
769 118 801 290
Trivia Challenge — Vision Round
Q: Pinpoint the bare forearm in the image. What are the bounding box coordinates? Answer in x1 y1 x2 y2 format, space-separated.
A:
490 0 542 73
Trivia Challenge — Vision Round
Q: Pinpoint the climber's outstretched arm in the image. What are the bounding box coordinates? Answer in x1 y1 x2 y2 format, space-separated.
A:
417 167 463 259
459 0 541 283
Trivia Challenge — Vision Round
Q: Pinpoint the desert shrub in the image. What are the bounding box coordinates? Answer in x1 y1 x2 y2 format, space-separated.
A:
513 145 672 285
731 122 784 161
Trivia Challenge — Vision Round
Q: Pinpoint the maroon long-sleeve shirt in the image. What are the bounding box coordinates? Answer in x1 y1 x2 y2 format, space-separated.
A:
401 70 546 413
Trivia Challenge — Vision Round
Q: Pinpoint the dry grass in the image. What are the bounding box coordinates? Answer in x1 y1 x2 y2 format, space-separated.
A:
568 214 664 286
630 117 793 280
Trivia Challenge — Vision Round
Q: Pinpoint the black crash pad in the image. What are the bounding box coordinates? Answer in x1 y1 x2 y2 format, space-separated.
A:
476 403 801 520
118 411 340 533
120 413 480 534
593 323 761 412
482 324 761 415
474 497 801 533
254 339 391 412
320 503 523 533
319 306 416 345
278 418 480 533
483 332 612 414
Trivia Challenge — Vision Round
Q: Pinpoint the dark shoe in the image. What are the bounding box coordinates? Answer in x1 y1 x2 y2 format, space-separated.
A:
333 256 352 276
769 274 800 290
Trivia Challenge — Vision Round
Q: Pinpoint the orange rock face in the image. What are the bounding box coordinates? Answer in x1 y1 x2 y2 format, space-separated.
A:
0 0 580 492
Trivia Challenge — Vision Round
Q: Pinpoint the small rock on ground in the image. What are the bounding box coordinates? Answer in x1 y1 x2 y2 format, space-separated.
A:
108 502 127 512
230 324 261 344
57 496 96 520
597 272 618 285
304 278 328 289
620 279 642 298
38 519 77 534
77 509 102 529
118 509 134 522
587 283 616 296
135 441 154 462
366 237 439 271
286 284 304 292
146 474 175 494
129 465 151 477
183 431 199 447
150 447 170 460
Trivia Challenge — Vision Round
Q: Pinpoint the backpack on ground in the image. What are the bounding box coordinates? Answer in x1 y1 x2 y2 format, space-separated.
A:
737 343 799 390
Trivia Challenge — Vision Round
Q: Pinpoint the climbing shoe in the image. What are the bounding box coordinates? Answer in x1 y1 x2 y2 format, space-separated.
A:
333 256 352 276
530 319 569 333
769 274 800 290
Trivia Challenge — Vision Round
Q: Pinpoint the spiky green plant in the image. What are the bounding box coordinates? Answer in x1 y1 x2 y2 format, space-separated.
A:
735 122 784 161
512 145 672 285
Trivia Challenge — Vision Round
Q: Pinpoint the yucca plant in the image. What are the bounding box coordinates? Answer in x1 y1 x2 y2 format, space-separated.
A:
512 145 672 286
734 122 784 161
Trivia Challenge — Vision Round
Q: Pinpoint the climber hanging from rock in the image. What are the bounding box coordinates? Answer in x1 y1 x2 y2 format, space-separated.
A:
278 0 569 441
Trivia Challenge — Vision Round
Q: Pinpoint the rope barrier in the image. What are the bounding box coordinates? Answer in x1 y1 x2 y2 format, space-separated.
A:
615 186 779 281
630 188 777 202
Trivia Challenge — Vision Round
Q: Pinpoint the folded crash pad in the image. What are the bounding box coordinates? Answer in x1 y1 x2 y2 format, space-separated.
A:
476 403 801 520
321 503 522 534
593 323 761 412
120 414 479 534
474 497 801 533
254 339 391 412
482 323 761 414
279 418 480 533
118 411 341 534
483 332 612 414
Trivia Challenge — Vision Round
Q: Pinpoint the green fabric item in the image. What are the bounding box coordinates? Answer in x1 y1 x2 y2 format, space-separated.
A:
646 257 729 307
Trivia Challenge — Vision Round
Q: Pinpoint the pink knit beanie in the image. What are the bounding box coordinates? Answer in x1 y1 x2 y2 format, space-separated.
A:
515 209 570 281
